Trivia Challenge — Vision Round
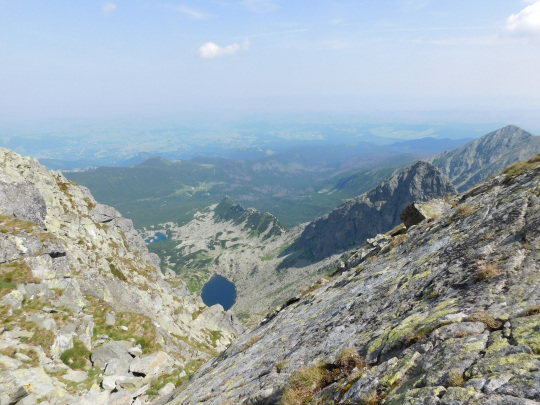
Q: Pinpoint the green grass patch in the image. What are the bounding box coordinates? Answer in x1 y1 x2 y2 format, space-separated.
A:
60 340 91 370
108 261 127 281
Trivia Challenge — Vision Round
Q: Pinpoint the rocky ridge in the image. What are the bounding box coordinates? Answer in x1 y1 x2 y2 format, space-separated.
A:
171 154 540 404
287 161 457 261
426 125 540 192
0 148 243 405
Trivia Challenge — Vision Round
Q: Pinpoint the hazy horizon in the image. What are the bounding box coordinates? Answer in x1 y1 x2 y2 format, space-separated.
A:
1 1 539 124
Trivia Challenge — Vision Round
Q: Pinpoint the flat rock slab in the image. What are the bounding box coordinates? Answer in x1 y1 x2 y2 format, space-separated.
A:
104 357 131 376
63 369 88 383
129 351 169 377
91 341 132 369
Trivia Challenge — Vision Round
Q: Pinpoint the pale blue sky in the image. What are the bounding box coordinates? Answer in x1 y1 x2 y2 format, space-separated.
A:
1 0 540 121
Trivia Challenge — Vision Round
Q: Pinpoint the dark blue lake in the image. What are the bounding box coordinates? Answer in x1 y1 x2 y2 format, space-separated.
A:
201 275 236 311
145 232 168 243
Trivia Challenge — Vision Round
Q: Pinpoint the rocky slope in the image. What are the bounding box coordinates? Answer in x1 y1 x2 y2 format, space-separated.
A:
287 161 457 261
171 154 540 404
0 148 243 405
426 125 540 192
145 197 336 327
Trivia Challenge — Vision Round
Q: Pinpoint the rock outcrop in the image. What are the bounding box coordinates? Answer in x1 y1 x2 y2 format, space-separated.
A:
172 154 540 404
425 125 540 192
0 148 243 404
287 161 456 261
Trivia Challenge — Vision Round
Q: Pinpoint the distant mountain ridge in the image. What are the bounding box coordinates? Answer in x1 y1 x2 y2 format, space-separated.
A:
425 125 540 191
286 161 457 261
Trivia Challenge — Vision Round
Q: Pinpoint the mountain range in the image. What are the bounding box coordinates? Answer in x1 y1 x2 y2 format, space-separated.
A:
426 125 540 191
172 147 540 405
1 124 540 404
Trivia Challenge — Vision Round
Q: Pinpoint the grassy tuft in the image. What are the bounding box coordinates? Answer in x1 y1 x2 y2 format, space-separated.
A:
466 312 503 329
281 365 333 405
526 306 540 316
338 347 365 376
501 153 540 183
361 390 380 405
108 261 127 281
476 263 500 281
448 369 464 387
243 335 261 351
60 340 91 370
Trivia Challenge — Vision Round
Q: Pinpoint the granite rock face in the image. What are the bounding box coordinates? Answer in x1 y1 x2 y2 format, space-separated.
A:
287 161 456 261
173 155 540 404
0 147 243 404
426 125 540 192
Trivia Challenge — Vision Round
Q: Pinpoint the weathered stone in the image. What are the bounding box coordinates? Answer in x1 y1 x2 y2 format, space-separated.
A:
15 393 38 405
69 389 110 405
129 351 169 377
434 322 485 340
106 389 132 405
127 346 142 357
158 382 175 397
116 375 144 391
105 312 116 326
104 357 131 376
0 180 46 228
63 370 88 383
7 385 31 405
91 342 132 369
1 290 24 310
102 375 123 391
400 199 452 228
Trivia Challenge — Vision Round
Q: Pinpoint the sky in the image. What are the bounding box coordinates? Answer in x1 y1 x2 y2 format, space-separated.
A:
1 0 540 122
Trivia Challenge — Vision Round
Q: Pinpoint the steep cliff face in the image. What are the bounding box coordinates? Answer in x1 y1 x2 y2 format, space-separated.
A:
172 154 540 404
0 148 243 404
426 125 540 192
288 161 456 261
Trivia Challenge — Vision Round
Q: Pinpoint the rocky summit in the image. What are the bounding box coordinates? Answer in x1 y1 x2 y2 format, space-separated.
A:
0 148 243 405
426 125 540 192
287 161 457 262
172 154 540 404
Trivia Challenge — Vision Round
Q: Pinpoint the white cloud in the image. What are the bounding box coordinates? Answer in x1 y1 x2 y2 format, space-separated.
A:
241 0 278 13
102 2 117 15
505 1 540 37
198 40 250 59
177 6 205 19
